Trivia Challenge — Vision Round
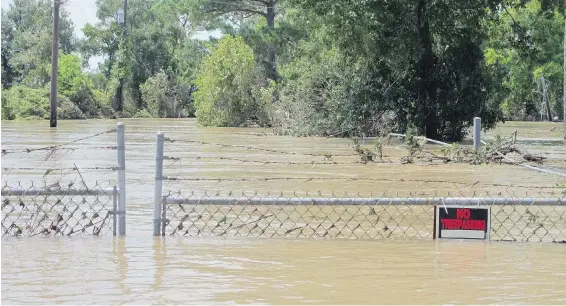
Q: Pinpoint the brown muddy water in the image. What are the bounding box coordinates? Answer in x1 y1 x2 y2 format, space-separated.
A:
1 119 565 304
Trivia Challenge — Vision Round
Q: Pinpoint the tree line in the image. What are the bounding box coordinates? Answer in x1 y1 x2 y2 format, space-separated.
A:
1 0 564 141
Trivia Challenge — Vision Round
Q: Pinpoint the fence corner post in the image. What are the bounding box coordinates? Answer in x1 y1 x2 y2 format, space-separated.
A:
153 132 165 236
117 122 126 236
473 117 481 152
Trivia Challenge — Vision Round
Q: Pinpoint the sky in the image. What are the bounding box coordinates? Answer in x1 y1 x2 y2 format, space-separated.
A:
1 0 221 70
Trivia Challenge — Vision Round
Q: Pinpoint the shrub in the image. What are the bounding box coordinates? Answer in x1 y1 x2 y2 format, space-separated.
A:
2 86 50 119
140 72 195 118
58 96 85 119
194 36 269 126
1 85 86 120
133 108 153 118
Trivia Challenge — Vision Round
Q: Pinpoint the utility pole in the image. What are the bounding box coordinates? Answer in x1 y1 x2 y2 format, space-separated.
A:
50 0 60 128
117 0 127 112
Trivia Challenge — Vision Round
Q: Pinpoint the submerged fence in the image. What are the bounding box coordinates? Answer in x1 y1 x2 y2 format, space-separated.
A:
1 182 120 236
1 122 127 236
153 131 566 243
2 126 565 242
155 191 566 243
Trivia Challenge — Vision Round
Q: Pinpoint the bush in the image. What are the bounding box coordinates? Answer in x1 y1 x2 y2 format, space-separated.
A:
58 53 113 118
2 86 50 119
58 96 85 119
140 72 195 118
92 89 115 118
194 36 270 126
1 89 14 120
1 85 86 120
133 108 153 118
273 48 385 137
67 79 103 118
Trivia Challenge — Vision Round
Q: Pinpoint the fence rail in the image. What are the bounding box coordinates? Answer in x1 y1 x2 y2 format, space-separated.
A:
1 183 120 237
164 196 566 206
157 192 566 243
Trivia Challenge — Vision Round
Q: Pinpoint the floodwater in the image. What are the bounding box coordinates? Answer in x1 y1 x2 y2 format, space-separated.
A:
2 237 566 304
1 119 566 304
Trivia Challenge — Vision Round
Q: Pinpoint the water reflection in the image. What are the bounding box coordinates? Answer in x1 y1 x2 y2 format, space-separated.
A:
2 237 566 304
152 237 166 291
113 237 130 297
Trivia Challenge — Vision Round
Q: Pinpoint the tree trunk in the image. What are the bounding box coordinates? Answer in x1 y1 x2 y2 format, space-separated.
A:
416 0 438 139
266 0 277 81
544 78 552 121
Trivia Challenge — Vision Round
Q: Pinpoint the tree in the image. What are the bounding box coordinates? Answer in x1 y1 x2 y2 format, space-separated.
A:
183 0 283 81
193 35 270 126
292 0 503 141
1 0 76 88
58 53 83 95
81 0 197 113
485 0 564 121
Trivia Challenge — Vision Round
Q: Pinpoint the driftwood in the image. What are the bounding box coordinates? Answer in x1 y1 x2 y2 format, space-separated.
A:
480 140 565 177
388 133 452 147
384 132 566 178
522 153 547 163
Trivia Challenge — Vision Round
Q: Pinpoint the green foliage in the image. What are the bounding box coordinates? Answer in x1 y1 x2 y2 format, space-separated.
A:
133 109 153 118
274 46 360 136
351 138 377 164
280 0 508 140
58 53 84 95
81 0 203 111
181 0 283 81
194 36 269 126
56 53 113 118
1 89 14 120
1 86 85 120
485 0 564 120
1 0 76 88
403 124 422 156
1 86 50 119
58 96 86 120
2 0 562 134
140 71 195 118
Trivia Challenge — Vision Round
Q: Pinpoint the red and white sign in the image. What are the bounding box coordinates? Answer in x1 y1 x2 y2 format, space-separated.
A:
434 206 490 240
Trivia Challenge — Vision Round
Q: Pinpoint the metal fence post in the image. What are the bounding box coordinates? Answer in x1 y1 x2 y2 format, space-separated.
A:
162 196 167 237
117 122 126 236
153 132 165 236
473 117 481 152
112 186 118 237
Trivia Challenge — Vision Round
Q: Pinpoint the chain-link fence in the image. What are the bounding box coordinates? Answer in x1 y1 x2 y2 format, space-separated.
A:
158 191 566 243
1 182 119 237
2 122 127 236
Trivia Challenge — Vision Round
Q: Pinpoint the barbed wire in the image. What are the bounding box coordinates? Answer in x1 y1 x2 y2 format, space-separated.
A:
161 176 566 190
164 138 357 157
162 155 374 165
165 189 562 198
1 129 116 156
3 167 117 172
